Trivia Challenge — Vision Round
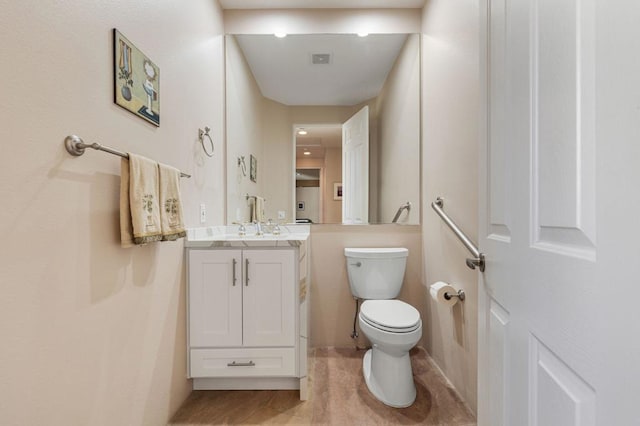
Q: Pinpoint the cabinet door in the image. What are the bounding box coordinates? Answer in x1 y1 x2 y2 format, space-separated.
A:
189 250 242 347
242 250 296 347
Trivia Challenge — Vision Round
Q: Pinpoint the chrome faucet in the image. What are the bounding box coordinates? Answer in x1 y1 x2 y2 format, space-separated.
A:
254 220 264 236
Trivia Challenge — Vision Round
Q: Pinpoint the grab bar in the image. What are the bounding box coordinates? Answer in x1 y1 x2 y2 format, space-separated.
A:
391 201 411 223
431 197 485 272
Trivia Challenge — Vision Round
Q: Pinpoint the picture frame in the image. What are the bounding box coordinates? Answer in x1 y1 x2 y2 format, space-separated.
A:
297 201 305 211
250 155 257 182
333 182 343 201
113 29 160 126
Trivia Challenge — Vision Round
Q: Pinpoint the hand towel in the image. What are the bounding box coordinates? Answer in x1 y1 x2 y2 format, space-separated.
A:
158 162 186 241
248 197 258 223
119 158 134 248
255 196 266 223
128 153 163 244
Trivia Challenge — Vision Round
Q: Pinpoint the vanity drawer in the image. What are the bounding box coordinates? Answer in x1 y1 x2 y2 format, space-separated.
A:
190 348 296 378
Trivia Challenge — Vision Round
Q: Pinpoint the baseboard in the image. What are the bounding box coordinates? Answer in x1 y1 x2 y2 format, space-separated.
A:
193 377 301 390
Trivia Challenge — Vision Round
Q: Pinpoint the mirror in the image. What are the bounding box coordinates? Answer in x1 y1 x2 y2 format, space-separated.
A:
225 33 420 224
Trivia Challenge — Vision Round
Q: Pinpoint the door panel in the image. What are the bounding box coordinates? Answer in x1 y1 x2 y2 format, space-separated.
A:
189 250 243 347
531 0 596 259
481 1 640 424
480 0 599 425
528 336 596 426
488 0 512 242
342 105 369 224
243 250 296 347
488 301 509 426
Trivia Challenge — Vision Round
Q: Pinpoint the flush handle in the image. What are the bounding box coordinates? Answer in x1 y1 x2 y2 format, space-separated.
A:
350 262 362 267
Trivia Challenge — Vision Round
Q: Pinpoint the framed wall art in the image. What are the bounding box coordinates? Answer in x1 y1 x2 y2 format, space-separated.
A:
250 155 257 182
113 29 160 126
333 182 343 201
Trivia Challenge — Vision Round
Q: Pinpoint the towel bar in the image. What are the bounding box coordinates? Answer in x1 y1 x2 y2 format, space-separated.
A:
64 135 191 178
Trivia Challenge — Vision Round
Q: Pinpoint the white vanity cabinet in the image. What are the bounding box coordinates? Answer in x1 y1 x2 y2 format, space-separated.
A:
187 247 304 394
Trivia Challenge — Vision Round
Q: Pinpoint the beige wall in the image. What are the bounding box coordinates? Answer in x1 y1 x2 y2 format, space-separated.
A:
422 0 480 414
322 148 343 223
262 98 293 222
226 35 265 223
0 1 224 424
376 34 421 224
309 225 424 348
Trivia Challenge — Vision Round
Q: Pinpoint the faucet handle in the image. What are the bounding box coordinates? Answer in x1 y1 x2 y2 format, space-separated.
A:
232 221 247 236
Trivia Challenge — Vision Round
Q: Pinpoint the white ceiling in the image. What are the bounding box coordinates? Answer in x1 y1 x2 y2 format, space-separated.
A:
295 125 341 159
220 0 426 9
235 33 408 106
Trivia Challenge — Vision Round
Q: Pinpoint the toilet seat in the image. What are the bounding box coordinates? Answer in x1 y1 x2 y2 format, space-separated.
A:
360 300 421 333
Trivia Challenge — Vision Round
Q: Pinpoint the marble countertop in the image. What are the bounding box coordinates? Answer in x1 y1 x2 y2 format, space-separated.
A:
185 225 310 248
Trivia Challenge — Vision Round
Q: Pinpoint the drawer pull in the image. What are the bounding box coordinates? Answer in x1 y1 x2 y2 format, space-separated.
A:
227 360 256 367
232 258 237 286
245 258 250 286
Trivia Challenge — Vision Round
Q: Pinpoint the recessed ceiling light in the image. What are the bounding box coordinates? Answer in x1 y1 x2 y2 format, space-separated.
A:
274 32 287 38
303 151 311 156
297 129 308 135
357 33 369 37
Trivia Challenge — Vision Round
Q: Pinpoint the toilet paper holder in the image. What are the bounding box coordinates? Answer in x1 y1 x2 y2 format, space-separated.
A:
444 289 466 302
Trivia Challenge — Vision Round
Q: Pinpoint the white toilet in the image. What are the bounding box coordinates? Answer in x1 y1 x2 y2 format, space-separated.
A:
345 247 422 408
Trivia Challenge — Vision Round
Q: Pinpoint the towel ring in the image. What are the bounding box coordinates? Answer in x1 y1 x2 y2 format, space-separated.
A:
199 126 214 157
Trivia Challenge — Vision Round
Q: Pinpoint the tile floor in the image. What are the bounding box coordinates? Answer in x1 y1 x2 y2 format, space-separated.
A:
170 347 476 425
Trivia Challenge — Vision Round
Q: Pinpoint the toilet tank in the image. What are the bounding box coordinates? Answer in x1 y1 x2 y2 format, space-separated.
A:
344 248 409 299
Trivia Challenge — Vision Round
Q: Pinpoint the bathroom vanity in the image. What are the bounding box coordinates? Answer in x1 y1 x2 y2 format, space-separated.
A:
184 225 310 399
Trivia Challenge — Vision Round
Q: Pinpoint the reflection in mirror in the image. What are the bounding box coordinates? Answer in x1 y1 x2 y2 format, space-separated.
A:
295 168 321 224
225 33 420 224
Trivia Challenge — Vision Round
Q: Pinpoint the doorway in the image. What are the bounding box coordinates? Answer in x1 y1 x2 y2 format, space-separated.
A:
293 124 343 223
295 168 322 223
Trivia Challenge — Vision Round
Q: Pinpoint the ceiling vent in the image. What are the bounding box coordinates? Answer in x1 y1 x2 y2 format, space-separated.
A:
311 53 331 65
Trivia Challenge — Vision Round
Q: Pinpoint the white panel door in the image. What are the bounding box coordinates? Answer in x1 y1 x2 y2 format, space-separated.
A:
342 105 369 224
188 250 243 348
479 1 640 425
242 250 296 347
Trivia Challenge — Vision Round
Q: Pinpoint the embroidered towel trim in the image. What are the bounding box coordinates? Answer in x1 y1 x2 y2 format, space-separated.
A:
120 158 134 248
128 153 163 244
158 162 186 241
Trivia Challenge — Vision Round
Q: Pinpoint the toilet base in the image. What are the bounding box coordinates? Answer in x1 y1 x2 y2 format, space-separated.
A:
362 348 416 408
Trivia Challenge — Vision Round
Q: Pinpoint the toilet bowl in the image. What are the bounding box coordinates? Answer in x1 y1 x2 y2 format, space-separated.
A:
344 248 422 408
359 299 422 407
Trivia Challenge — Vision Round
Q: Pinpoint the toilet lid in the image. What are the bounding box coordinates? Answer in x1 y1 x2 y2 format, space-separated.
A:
360 300 421 332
